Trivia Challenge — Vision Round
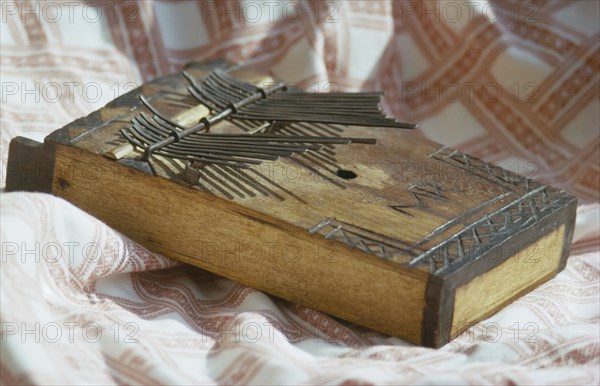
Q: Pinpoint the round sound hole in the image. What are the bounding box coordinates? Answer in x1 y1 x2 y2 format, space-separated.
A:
336 169 357 179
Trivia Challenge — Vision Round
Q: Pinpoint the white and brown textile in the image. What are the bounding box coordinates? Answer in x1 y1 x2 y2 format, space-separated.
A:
1 1 598 384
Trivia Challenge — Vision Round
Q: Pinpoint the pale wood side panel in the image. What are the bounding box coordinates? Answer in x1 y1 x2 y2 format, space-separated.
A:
451 225 566 338
51 144 429 344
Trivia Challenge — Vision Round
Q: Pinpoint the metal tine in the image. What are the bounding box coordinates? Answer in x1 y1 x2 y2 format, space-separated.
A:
168 143 294 159
191 71 239 107
257 91 383 101
201 77 236 107
166 101 196 109
231 113 400 127
272 91 384 98
162 143 287 161
182 71 223 110
162 154 254 168
204 73 248 104
277 126 338 159
255 95 383 104
130 118 184 148
121 67 421 169
209 69 258 99
280 127 338 160
132 118 280 162
235 115 391 124
211 70 257 98
306 122 345 155
212 68 261 94
183 132 335 139
134 117 288 160
184 132 352 143
159 90 195 97
260 101 382 110
262 106 383 113
182 69 255 109
177 141 319 157
288 123 340 155
234 112 412 128
148 110 207 136
138 111 176 136
245 105 385 115
138 113 324 152
240 92 395 120
227 118 261 133
187 86 220 111
227 117 268 133
240 105 386 117
243 99 362 108
251 93 381 107
144 78 288 159
270 94 381 99
136 114 191 146
185 133 362 144
211 67 257 91
163 95 197 106
135 115 311 160
185 138 325 152
155 148 265 165
130 118 162 146
179 137 323 152
132 115 162 140
139 95 187 131
259 102 382 111
269 92 383 100
121 128 147 149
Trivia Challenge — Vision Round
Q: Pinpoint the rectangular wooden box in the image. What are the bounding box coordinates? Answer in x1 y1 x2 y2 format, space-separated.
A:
5 61 577 347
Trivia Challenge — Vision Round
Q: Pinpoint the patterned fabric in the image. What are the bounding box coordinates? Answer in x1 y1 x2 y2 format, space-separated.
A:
1 1 598 384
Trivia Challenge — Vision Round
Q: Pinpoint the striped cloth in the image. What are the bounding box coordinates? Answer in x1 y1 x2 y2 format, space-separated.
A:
1 1 598 384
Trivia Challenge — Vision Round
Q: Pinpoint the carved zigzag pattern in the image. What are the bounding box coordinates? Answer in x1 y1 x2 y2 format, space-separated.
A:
308 146 573 274
429 146 540 191
308 218 419 264
413 146 572 273
410 185 569 274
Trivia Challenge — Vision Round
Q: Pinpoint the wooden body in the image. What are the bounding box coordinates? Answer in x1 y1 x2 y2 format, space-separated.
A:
5 61 577 347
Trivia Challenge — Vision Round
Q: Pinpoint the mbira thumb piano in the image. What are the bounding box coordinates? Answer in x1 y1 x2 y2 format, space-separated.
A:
5 59 577 347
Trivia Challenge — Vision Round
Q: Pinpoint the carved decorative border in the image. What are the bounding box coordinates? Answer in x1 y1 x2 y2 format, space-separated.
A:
308 218 421 264
408 184 570 274
308 146 574 275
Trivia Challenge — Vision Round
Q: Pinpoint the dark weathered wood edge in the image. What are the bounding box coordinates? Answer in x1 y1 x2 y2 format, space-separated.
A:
444 191 577 288
5 137 56 193
44 58 232 146
422 191 578 347
558 196 578 271
421 274 453 347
